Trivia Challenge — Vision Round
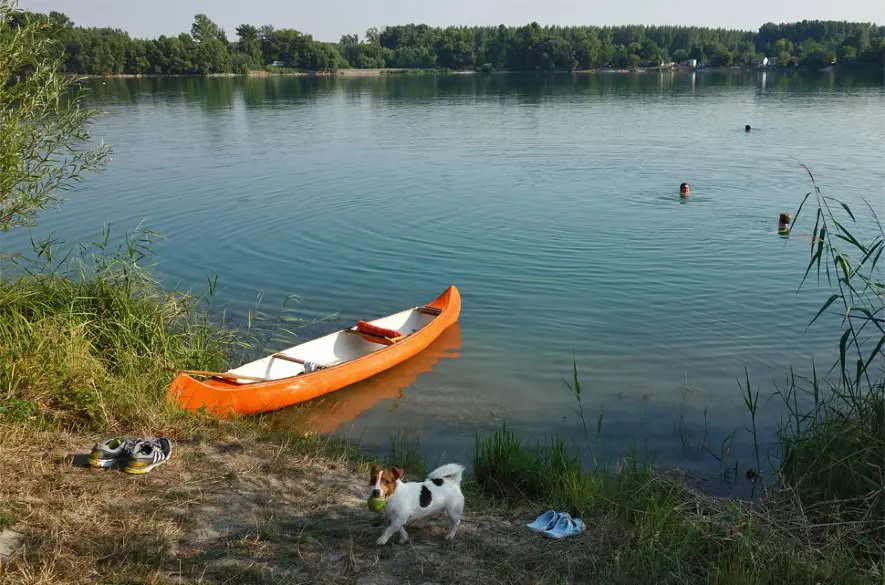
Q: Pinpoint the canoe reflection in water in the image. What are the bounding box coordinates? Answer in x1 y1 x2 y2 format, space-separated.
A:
266 323 462 433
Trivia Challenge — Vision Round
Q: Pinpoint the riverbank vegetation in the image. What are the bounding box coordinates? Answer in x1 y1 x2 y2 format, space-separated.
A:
9 8 885 75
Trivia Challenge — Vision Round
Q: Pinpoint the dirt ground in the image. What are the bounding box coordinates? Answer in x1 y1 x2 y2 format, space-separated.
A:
0 429 600 585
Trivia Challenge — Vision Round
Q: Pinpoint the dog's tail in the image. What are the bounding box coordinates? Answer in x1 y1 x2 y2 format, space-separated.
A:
426 463 465 485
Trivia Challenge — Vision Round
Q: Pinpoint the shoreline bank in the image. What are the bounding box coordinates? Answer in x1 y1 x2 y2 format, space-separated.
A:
68 64 871 80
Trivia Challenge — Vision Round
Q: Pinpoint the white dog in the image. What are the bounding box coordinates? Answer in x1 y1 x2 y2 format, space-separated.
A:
369 463 465 545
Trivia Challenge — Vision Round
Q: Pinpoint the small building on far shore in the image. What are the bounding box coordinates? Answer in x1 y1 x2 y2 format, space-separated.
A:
684 58 697 68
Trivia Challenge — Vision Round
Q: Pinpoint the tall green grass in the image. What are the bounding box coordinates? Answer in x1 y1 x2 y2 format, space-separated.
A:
385 429 428 478
768 166 885 560
0 228 241 430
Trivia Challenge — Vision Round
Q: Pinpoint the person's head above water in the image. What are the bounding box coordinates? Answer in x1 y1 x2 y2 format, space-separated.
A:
679 183 690 196
745 124 752 132
779 212 792 226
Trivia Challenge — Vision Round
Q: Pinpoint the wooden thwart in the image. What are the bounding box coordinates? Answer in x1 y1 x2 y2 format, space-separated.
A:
271 353 328 370
183 369 267 382
417 305 442 316
271 353 305 364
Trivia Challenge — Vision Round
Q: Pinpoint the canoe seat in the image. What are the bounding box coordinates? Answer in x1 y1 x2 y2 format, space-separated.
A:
416 305 442 316
345 328 406 346
356 320 403 339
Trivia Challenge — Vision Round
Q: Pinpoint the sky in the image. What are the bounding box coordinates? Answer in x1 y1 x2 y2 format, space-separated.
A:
19 0 885 43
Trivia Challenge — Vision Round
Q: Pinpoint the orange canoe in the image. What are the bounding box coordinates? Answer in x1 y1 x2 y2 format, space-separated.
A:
168 285 461 417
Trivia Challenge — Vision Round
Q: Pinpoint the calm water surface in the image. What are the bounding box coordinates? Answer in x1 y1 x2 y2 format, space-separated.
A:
4 72 883 489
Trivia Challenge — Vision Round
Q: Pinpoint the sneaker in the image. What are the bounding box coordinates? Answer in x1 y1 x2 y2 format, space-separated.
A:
88 437 138 468
123 438 172 475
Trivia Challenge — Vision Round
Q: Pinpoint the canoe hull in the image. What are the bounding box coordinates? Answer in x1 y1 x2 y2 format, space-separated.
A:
168 285 460 417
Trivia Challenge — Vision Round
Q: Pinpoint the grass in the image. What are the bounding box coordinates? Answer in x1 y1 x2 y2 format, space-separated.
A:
385 429 428 478
0 228 237 432
471 421 879 584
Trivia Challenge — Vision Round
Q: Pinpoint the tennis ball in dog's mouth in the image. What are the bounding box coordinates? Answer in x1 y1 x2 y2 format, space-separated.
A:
367 496 386 513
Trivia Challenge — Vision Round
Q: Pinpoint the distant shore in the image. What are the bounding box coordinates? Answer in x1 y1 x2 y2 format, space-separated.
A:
71 64 863 80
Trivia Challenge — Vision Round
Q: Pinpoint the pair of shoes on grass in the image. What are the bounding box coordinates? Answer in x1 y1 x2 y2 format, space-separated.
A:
526 510 586 539
87 437 172 475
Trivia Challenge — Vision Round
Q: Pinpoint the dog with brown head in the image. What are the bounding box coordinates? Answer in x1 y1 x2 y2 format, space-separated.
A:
369 465 404 498
367 463 466 546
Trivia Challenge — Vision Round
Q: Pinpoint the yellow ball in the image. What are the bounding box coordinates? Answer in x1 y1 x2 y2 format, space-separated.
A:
367 496 386 513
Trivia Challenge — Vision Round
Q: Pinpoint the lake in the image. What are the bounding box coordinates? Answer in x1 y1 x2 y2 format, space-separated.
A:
4 71 883 490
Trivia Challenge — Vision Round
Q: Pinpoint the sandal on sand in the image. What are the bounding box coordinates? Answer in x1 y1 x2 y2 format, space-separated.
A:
526 510 559 532
543 513 586 540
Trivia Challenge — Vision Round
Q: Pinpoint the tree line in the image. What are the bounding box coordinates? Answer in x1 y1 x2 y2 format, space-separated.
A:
12 11 885 75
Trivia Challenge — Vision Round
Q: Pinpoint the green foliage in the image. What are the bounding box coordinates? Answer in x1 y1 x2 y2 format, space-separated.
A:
0 1 110 232
191 13 226 45
472 422 875 584
473 423 591 512
0 397 37 422
770 167 885 560
14 7 885 75
0 229 241 430
385 430 427 478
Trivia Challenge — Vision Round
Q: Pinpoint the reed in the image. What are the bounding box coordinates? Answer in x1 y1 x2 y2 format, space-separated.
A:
0 227 247 431
768 166 885 560
386 429 428 478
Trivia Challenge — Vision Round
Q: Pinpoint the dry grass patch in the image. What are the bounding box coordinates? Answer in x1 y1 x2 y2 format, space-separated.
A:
0 424 601 585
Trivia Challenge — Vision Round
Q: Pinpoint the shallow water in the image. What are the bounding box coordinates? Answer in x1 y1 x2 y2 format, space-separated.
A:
4 71 883 491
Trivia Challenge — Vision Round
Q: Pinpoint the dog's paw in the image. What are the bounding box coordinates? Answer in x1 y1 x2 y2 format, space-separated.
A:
375 537 388 546
398 533 409 544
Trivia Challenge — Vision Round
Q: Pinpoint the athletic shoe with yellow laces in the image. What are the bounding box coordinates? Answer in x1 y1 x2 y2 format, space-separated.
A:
88 437 139 468
123 438 173 475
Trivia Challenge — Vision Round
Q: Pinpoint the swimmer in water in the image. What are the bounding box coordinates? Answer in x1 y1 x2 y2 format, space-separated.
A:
679 183 690 198
778 212 792 234
745 124 752 132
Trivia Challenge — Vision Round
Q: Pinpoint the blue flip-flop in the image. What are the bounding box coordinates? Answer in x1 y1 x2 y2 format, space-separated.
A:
543 513 586 539
526 510 558 533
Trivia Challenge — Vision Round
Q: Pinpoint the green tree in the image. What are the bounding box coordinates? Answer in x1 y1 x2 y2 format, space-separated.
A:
125 40 150 73
47 10 73 28
234 24 261 67
711 47 733 67
10 10 885 76
191 13 226 44
196 37 232 73
236 24 258 43
0 2 109 232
